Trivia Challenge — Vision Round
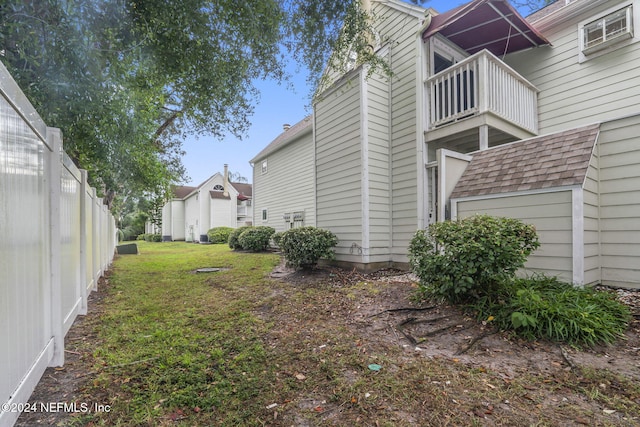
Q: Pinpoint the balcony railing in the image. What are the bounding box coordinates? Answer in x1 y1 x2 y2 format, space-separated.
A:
426 49 538 135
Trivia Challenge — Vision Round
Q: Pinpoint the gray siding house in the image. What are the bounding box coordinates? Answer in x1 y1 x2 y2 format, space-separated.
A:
250 117 315 232
251 0 640 287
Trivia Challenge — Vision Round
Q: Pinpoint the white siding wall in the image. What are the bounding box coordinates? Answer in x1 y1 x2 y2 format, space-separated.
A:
583 147 600 285
315 74 363 262
211 197 233 229
367 68 392 262
169 200 185 241
375 3 422 263
184 196 199 242
252 128 315 233
455 191 575 282
508 0 640 134
597 116 640 288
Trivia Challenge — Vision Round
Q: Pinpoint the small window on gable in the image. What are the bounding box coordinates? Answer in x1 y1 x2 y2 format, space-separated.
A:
582 5 634 56
212 184 224 191
261 159 268 174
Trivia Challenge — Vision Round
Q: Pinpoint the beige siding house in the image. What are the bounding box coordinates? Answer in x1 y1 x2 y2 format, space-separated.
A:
251 0 640 287
161 165 252 242
313 0 426 269
250 117 315 232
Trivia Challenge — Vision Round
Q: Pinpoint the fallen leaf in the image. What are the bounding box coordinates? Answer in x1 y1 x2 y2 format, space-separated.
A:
603 409 616 415
295 373 306 380
314 406 324 412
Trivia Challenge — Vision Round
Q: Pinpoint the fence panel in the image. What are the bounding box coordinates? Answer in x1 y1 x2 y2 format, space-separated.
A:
0 62 116 427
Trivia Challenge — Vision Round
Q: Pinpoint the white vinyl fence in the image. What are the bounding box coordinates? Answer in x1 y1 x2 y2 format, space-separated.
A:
0 62 116 427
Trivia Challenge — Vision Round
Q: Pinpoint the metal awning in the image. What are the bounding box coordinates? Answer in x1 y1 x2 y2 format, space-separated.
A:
422 0 550 56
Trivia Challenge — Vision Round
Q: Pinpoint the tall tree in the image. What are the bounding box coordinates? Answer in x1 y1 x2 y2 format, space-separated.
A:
0 0 424 213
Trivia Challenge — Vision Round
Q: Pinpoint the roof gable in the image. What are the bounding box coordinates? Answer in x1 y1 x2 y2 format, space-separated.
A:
250 116 312 163
231 182 252 198
450 123 600 199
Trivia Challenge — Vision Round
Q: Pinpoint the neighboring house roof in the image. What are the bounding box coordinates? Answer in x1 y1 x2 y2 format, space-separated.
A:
422 0 550 55
171 175 253 201
450 123 600 199
207 182 253 200
172 185 197 199
250 116 313 163
209 191 230 200
231 182 252 198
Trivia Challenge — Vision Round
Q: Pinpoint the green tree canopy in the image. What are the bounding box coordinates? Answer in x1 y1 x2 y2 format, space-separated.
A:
0 0 548 216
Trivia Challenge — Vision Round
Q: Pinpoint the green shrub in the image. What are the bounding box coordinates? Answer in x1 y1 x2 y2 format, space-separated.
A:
473 276 631 346
207 227 234 244
140 233 162 242
272 231 283 247
409 215 540 303
237 226 275 252
229 226 251 250
277 227 338 269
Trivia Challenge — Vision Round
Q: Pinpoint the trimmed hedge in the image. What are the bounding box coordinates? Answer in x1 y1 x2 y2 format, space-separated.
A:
207 227 234 244
237 226 275 252
228 226 252 250
275 226 338 269
409 215 539 303
136 233 162 242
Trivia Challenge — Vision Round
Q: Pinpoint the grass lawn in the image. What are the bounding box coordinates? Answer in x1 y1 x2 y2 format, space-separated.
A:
64 242 640 426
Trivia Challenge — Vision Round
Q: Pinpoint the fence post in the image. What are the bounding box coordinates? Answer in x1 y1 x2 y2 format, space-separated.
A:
47 127 64 367
79 169 89 315
91 187 99 291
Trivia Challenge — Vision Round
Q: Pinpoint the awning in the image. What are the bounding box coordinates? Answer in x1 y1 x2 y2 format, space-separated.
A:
422 0 550 56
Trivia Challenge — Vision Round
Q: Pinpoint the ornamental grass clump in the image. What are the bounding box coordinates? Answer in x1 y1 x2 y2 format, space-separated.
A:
275 226 338 269
472 276 631 346
409 215 539 303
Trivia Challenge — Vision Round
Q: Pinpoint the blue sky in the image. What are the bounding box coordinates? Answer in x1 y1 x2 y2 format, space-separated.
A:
180 0 528 186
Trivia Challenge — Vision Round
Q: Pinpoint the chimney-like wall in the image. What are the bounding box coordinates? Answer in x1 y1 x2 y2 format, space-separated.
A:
223 163 229 197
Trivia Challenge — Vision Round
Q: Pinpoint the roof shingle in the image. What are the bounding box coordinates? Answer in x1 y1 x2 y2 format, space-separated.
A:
450 124 600 199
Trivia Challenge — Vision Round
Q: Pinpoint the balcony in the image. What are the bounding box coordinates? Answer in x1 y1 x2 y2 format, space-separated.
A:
425 49 538 148
237 206 248 217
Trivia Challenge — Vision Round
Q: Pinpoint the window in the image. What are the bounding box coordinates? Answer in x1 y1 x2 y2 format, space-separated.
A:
212 184 224 191
581 5 634 57
262 209 268 221
261 160 268 174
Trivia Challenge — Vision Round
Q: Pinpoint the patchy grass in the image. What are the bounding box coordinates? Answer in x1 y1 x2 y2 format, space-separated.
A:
41 242 640 426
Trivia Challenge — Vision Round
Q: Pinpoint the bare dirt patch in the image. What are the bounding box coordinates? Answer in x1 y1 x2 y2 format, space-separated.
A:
16 262 640 426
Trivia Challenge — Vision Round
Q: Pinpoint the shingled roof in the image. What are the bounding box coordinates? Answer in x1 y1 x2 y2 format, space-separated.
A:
450 123 600 199
172 185 197 199
250 116 312 163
